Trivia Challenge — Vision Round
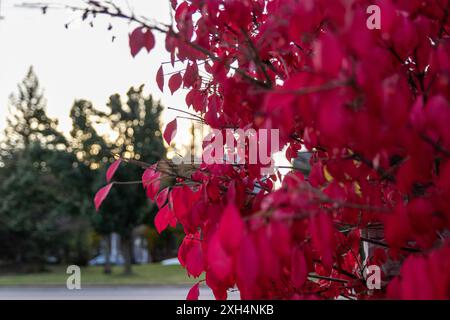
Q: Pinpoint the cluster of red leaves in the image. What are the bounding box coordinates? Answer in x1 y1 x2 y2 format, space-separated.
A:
96 0 450 300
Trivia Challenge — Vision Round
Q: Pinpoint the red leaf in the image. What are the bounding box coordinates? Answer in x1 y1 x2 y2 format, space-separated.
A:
129 28 143 57
94 183 113 211
156 188 169 208
285 143 301 162
156 65 164 92
385 204 411 250
106 159 121 183
169 213 177 228
218 203 244 254
186 282 200 300
163 118 177 145
236 235 259 298
310 212 335 270
183 61 199 87
142 164 161 201
313 33 343 76
155 205 173 233
143 31 155 52
291 247 308 288
308 162 326 187
207 233 233 283
179 236 205 277
185 242 204 277
175 2 190 22
145 178 161 201
192 90 207 112
142 164 158 188
170 186 188 219
168 73 183 94
129 27 155 57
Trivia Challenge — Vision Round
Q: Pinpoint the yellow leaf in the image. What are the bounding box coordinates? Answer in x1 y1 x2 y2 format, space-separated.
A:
323 165 333 182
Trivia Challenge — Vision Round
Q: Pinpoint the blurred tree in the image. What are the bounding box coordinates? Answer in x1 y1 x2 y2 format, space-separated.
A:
0 67 92 270
70 100 110 169
0 145 93 269
70 99 115 273
1 66 66 157
70 85 171 274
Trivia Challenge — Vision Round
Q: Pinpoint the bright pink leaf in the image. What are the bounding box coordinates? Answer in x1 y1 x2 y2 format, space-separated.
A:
145 178 161 201
291 247 308 288
236 235 259 298
142 164 161 201
185 242 204 277
207 234 233 283
94 183 113 211
156 188 169 208
218 203 244 254
169 186 188 220
179 236 205 277
142 164 158 188
106 159 121 183
310 212 335 270
155 205 173 233
186 282 200 300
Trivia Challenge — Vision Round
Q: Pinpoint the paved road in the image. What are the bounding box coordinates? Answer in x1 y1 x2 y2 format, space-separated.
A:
0 286 240 300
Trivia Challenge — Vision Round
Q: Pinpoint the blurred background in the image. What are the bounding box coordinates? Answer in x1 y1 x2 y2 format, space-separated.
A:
0 0 198 292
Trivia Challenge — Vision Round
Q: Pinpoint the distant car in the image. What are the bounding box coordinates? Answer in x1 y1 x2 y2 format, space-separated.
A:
46 256 59 264
160 257 180 266
88 254 125 266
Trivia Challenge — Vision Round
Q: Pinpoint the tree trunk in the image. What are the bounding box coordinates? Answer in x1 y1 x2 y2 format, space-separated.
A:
121 235 133 275
103 234 112 275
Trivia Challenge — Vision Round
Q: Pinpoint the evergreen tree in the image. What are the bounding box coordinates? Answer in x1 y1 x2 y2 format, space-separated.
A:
2 66 66 157
0 67 92 269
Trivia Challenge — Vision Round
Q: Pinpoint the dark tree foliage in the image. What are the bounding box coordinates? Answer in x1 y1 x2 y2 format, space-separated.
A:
0 68 173 273
0 68 92 270
70 85 173 274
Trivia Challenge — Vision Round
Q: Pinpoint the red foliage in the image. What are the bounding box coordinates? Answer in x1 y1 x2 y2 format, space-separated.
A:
163 118 178 145
94 183 113 211
96 0 450 300
156 65 165 93
168 73 183 95
186 282 200 300
106 159 121 183
129 27 155 57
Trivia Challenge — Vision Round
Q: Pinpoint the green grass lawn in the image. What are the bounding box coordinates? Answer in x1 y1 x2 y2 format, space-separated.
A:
0 264 196 286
